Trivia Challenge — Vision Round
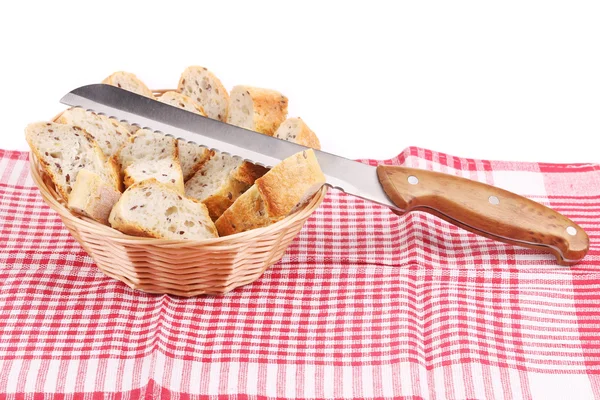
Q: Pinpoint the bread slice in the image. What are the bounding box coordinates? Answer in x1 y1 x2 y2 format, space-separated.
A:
227 86 288 136
116 129 184 193
25 122 120 200
121 122 140 135
274 117 321 150
67 169 121 225
177 141 212 181
102 71 155 99
158 91 212 180
159 91 206 116
177 66 229 122
108 179 217 240
55 108 132 157
231 161 270 186
123 159 185 193
215 149 325 236
185 153 268 221
203 161 268 220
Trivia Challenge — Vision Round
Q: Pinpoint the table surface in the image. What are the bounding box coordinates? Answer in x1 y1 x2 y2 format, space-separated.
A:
1 1 599 163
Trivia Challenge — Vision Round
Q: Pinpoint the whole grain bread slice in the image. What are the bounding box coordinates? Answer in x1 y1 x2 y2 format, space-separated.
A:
185 153 268 221
159 91 206 115
25 122 120 200
102 71 155 99
108 179 217 240
158 91 212 180
215 150 325 236
116 129 184 193
55 108 132 157
227 85 288 136
120 122 140 136
67 169 121 225
274 117 321 150
177 66 229 122
177 141 212 182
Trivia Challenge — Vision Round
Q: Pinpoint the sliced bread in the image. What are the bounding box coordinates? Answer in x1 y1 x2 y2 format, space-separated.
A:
158 91 212 180
25 122 120 200
274 117 321 150
123 159 185 193
215 149 325 236
177 66 229 122
102 71 155 99
67 169 121 225
227 85 288 136
185 153 268 221
177 141 212 181
121 122 140 136
116 129 184 193
108 179 217 240
55 108 132 157
159 91 207 116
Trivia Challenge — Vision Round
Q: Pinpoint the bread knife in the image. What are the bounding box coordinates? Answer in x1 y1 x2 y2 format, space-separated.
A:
60 84 589 265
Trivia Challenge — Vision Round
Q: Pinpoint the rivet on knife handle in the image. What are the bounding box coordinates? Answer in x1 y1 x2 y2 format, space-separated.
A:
376 165 590 266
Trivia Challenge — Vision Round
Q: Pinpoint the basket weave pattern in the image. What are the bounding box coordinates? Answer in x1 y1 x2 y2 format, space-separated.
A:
29 97 327 296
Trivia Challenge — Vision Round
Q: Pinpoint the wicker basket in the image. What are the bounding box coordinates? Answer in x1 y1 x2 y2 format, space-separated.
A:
29 92 327 296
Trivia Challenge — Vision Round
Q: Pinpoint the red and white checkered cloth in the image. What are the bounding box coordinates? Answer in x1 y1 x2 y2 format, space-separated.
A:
1 147 599 399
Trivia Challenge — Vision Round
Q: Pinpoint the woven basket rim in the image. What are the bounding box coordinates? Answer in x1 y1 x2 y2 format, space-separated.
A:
33 94 328 245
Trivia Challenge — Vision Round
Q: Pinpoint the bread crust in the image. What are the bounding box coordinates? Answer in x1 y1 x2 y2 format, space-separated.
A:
215 150 325 236
109 218 162 239
105 157 122 192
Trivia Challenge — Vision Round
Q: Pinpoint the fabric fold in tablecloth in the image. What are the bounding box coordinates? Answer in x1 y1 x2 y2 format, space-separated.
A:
0 147 599 399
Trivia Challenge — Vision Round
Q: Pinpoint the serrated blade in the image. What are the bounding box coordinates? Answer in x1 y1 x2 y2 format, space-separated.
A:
60 84 398 210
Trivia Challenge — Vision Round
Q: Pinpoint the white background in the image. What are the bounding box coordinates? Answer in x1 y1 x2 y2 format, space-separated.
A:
1 1 598 163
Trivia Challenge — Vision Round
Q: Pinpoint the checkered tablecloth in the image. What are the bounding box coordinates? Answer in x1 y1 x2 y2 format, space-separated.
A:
1 147 599 399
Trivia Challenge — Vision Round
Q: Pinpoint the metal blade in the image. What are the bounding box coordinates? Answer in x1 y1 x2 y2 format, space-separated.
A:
60 84 398 211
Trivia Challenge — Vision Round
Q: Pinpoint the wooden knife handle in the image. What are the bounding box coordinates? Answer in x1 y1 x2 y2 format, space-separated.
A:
377 165 589 265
